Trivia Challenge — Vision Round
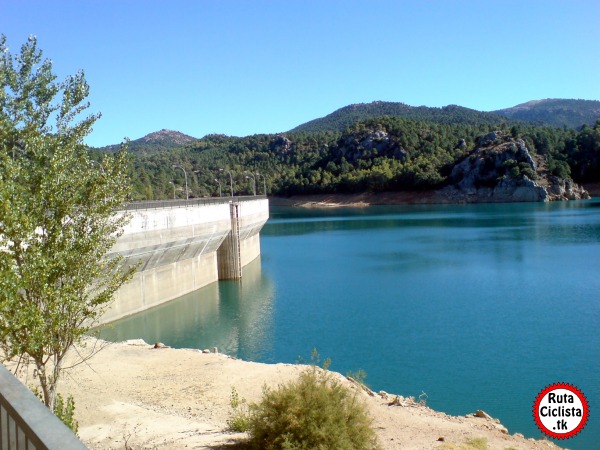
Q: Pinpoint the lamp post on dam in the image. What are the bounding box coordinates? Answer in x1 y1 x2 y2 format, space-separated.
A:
172 164 189 200
256 173 267 195
245 172 256 196
220 168 234 197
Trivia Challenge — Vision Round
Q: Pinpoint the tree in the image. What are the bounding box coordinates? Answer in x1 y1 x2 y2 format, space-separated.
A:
0 35 135 409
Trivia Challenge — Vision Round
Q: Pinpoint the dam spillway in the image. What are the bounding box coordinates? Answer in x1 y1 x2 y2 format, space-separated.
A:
99 196 269 324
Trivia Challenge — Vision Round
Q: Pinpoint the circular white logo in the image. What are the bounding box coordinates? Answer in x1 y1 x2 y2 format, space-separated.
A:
533 383 589 440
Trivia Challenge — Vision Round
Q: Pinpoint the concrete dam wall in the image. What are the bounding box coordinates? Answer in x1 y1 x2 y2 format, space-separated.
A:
100 197 269 324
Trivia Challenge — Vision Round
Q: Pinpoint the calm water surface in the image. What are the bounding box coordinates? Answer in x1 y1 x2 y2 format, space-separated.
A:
101 200 600 449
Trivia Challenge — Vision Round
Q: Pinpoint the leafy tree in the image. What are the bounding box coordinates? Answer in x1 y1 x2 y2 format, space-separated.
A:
0 35 135 409
547 157 572 179
570 120 600 181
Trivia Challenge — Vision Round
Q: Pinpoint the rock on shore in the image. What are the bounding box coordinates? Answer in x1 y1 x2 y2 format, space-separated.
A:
442 131 590 203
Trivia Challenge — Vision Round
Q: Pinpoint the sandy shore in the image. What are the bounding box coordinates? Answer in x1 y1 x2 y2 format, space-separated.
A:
11 339 563 450
270 191 449 208
271 186 598 208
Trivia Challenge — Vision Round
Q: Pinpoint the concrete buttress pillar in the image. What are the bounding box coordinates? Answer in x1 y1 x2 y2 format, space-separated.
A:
217 203 243 279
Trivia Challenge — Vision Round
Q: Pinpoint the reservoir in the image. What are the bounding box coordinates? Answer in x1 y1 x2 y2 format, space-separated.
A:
101 199 600 449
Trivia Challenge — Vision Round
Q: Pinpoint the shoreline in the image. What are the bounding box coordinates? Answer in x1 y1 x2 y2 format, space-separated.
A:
270 190 450 208
41 190 597 448
270 184 600 208
13 338 563 450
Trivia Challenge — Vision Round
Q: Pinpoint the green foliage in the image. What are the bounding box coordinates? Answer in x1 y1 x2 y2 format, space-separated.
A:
291 101 509 134
464 438 488 449
568 120 600 181
54 393 79 434
0 35 135 409
32 387 79 434
227 387 251 432
518 162 537 180
547 158 572 179
245 357 378 450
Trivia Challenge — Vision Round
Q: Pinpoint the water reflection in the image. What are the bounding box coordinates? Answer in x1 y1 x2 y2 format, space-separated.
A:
268 202 600 266
100 257 275 359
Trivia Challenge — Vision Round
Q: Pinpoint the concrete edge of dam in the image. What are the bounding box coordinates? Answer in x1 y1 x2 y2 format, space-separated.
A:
99 197 269 324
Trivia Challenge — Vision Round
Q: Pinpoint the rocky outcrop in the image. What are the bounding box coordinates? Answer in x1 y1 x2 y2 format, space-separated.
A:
442 131 590 203
270 135 293 155
337 130 407 163
545 175 590 201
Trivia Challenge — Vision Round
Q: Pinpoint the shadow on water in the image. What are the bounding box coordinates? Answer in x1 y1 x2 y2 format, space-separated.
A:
99 258 276 360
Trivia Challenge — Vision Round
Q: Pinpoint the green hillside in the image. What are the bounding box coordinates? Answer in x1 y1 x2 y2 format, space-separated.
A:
493 99 600 129
290 101 508 133
290 99 600 134
111 117 599 201
89 98 600 201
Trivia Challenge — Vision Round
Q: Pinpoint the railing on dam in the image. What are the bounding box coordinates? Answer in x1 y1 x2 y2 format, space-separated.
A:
0 364 87 450
121 195 267 211
103 195 269 323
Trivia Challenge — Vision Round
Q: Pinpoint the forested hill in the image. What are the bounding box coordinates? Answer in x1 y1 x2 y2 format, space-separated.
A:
290 102 507 133
492 99 600 129
108 115 600 201
100 129 199 154
290 99 600 133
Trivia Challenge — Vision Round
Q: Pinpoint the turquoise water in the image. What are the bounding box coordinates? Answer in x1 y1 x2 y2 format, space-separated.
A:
101 200 600 449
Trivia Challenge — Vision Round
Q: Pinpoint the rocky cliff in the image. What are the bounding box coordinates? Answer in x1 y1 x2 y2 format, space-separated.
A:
442 132 590 203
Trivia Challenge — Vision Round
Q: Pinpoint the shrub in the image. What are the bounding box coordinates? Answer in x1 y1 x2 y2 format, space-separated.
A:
226 387 251 432
54 393 79 434
508 165 521 178
346 368 369 388
246 364 379 450
548 158 571 179
518 162 538 180
32 388 79 434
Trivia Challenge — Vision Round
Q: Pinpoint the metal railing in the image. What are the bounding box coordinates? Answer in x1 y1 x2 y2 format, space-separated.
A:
0 364 88 450
121 195 267 211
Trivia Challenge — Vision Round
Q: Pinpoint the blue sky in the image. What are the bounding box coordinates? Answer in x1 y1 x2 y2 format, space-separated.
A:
2 0 599 147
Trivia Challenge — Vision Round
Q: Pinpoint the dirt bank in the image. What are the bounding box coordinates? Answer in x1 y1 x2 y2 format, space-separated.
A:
12 339 563 450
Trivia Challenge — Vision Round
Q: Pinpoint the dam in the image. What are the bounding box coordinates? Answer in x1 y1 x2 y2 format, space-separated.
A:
100 196 269 324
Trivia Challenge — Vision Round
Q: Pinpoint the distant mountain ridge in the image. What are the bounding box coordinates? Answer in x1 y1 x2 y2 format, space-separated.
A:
95 99 600 151
289 102 507 133
99 129 199 153
94 105 599 201
139 129 198 146
492 99 600 129
290 99 600 134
